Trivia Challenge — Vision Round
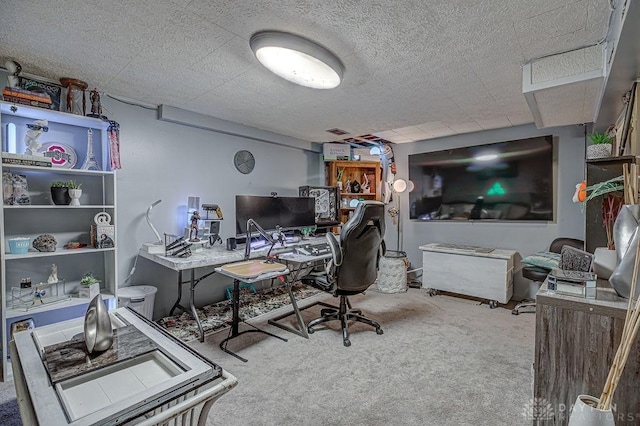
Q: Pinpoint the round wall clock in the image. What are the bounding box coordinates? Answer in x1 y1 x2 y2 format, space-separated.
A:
234 150 255 174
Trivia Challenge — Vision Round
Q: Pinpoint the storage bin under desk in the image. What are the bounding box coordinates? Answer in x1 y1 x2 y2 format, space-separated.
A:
419 244 516 304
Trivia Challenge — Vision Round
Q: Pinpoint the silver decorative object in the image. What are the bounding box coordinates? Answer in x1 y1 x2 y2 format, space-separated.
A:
84 294 113 353
609 205 640 299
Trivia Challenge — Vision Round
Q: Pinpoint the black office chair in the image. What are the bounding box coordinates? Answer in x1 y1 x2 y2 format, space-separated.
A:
301 201 385 347
512 237 585 315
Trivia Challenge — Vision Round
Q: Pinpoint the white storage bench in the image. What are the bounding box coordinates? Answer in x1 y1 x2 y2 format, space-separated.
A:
419 243 517 308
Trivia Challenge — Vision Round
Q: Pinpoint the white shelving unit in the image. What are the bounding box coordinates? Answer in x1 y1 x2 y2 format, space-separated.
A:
0 101 118 381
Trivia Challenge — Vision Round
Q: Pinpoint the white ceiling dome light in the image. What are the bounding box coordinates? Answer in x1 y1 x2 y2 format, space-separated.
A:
250 31 344 89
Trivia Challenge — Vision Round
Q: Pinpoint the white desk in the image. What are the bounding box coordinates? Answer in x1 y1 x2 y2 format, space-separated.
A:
419 243 517 307
139 237 329 341
10 307 237 425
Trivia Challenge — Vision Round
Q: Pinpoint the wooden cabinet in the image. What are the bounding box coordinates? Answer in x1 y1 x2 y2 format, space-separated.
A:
534 281 640 425
325 161 381 224
0 101 117 381
585 156 635 253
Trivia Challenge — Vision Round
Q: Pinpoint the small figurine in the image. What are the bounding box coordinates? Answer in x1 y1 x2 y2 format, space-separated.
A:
89 88 102 117
48 264 58 284
189 211 201 241
24 119 48 156
5 60 22 88
32 286 46 305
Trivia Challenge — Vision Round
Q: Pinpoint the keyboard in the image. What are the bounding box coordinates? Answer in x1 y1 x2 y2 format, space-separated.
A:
294 242 332 256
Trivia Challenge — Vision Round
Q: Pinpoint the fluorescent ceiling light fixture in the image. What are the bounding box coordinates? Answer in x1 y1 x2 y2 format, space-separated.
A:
250 31 344 89
475 154 499 162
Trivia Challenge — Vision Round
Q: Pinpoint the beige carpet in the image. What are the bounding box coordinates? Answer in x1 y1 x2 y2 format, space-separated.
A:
193 287 536 425
0 287 536 425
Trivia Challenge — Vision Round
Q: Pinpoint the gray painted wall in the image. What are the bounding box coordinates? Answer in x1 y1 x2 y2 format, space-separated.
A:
389 124 586 300
101 97 323 319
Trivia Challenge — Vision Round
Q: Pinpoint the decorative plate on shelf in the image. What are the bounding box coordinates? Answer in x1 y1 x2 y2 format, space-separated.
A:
40 142 77 168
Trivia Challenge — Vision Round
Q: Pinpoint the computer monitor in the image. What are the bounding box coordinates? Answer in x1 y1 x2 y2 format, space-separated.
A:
235 195 316 236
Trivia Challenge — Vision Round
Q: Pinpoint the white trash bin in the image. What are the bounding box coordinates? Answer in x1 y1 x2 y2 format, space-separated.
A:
118 285 158 320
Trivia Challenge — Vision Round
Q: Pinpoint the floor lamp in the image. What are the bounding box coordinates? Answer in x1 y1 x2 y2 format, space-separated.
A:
391 178 414 252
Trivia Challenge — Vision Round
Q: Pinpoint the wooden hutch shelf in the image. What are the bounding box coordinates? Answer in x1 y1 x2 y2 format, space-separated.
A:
325 160 381 224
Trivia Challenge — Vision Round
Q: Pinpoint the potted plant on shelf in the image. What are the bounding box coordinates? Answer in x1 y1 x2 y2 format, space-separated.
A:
50 181 71 205
587 130 614 159
67 180 82 206
79 272 100 299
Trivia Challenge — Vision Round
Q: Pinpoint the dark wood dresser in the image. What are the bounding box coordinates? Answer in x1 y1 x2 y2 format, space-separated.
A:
534 280 640 425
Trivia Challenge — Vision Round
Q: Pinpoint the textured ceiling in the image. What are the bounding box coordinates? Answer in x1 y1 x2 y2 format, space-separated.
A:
0 0 613 145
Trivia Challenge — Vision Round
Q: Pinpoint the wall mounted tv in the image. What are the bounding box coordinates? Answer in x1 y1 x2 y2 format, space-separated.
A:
408 135 555 222
235 195 316 236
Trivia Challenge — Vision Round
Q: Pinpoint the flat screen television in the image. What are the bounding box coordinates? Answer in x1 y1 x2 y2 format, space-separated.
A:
408 135 555 221
235 195 316 236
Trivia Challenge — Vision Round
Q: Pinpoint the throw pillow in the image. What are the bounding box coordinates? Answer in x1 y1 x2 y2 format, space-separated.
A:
522 251 561 270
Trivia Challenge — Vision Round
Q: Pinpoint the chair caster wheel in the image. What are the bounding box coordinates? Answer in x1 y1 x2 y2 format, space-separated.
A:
307 327 315 334
511 309 519 315
343 339 351 347
429 289 438 297
376 328 383 335
489 300 498 309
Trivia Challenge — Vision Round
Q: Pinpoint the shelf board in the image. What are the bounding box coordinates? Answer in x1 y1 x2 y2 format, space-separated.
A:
5 292 115 319
0 101 109 130
4 204 115 209
4 247 115 260
340 192 376 197
0 163 114 175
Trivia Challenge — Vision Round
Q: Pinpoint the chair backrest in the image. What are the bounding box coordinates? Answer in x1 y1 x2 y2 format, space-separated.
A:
335 201 385 292
549 237 584 253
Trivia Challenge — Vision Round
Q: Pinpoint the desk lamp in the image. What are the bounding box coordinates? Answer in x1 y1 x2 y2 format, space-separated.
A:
141 199 164 254
244 219 285 261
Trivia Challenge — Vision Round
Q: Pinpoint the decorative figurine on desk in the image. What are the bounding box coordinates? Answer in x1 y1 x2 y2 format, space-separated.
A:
189 210 201 241
47 264 58 284
84 294 113 354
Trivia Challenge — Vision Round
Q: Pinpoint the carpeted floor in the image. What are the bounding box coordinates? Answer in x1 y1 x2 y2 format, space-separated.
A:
0 287 536 425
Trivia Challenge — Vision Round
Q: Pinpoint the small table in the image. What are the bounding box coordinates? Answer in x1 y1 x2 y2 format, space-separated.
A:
215 260 290 362
10 307 237 425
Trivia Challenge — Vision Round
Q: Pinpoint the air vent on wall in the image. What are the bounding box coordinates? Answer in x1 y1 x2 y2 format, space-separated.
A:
522 44 608 128
326 128 349 135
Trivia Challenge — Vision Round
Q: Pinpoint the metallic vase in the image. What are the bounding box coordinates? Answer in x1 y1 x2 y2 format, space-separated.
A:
84 294 113 353
609 205 640 299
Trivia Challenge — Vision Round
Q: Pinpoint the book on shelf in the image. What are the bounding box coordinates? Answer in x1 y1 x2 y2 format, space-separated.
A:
2 153 53 167
3 86 52 103
2 94 54 110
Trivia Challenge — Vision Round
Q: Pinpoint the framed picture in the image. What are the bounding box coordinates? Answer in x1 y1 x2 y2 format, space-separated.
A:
20 77 63 111
299 185 340 226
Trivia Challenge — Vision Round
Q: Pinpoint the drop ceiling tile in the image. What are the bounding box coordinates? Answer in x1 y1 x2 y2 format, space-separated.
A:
416 121 448 131
449 122 484 134
476 116 513 130
508 113 535 126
